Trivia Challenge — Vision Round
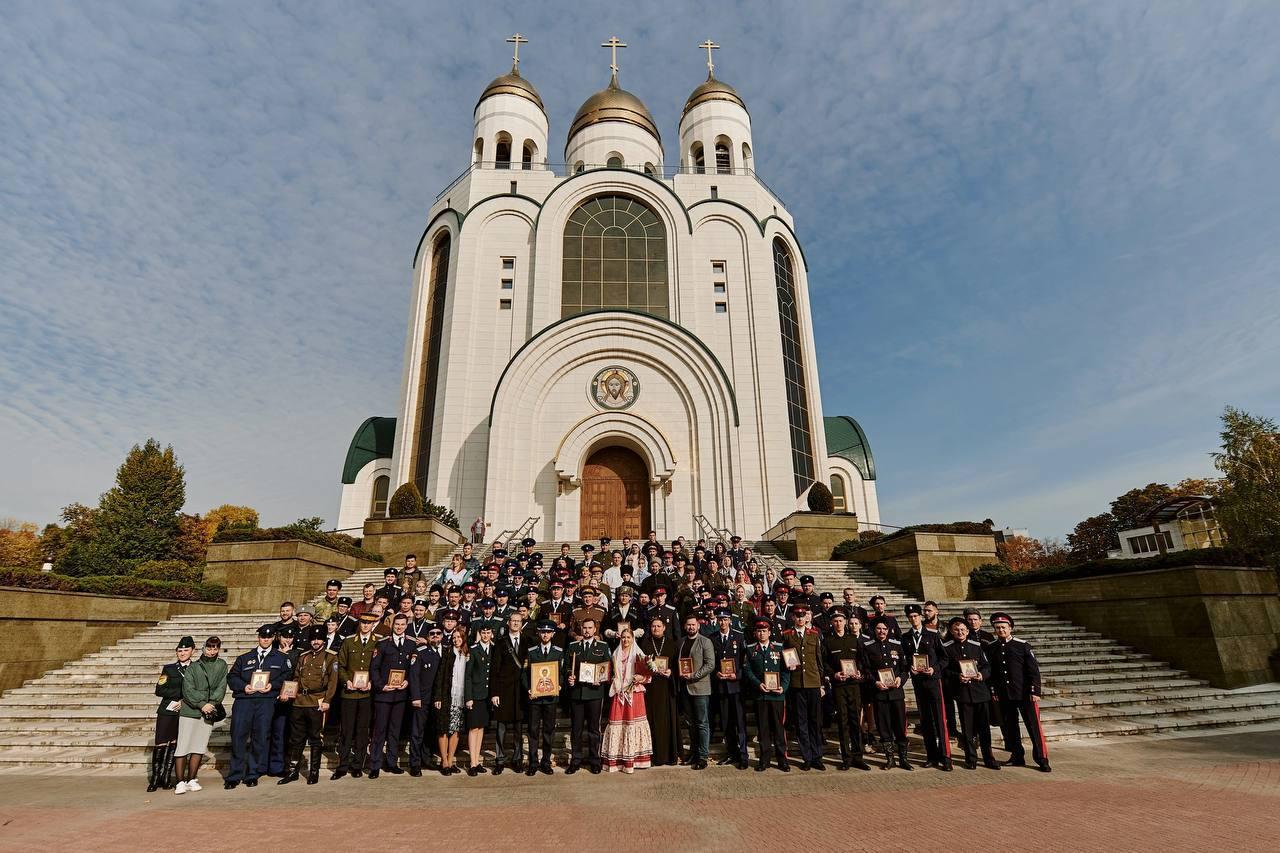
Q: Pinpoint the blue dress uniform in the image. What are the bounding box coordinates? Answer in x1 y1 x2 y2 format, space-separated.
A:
225 626 289 787
368 631 415 776
861 619 912 769
524 624 565 776
988 612 1051 772
742 631 790 770
407 631 443 774
902 608 952 770
267 628 300 776
940 619 999 770
709 615 749 767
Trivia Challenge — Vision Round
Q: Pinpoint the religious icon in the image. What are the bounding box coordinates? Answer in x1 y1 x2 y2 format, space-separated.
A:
579 661 610 685
839 659 860 678
763 671 780 691
877 667 896 687
388 669 406 689
591 366 639 410
250 671 271 692
531 661 560 698
719 658 737 678
678 657 694 678
912 654 929 672
650 655 669 675
352 670 370 691
959 659 979 679
279 680 298 700
781 648 800 669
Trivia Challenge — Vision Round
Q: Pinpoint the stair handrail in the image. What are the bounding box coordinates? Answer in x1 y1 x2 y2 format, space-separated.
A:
511 516 540 544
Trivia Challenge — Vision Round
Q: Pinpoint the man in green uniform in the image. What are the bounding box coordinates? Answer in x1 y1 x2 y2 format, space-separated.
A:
565 617 611 774
823 610 871 770
279 625 337 784
742 618 790 772
331 610 379 779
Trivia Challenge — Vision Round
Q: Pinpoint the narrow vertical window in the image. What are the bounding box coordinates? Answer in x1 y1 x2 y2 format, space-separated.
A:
691 142 705 174
773 237 815 495
370 475 390 517
412 234 452 492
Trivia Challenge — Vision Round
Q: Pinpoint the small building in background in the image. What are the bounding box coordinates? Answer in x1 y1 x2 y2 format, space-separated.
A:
1107 495 1225 559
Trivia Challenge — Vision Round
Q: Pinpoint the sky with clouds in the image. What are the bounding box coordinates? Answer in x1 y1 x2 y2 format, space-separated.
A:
2 1 1278 539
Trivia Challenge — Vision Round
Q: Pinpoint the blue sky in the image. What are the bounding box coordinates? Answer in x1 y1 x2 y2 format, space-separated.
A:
2 1 1278 539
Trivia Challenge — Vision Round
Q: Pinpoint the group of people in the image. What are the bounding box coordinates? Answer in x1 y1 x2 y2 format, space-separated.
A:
147 533 1052 794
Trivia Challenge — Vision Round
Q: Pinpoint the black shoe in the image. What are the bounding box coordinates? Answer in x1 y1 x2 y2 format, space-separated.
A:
983 756 1001 770
493 764 504 776
539 764 553 775
589 765 601 775
1002 757 1026 767
351 769 363 778
223 780 239 790
736 761 749 771
692 760 707 770
278 771 299 785
964 756 977 770
306 771 320 785
385 766 404 775
330 770 347 781
883 750 894 770
466 766 478 777
409 767 422 777
565 764 579 775
851 757 871 771
799 761 810 771
511 761 524 773
368 769 380 779
940 760 953 771
813 760 826 771
778 760 790 772
525 767 537 777
245 779 258 787
147 782 159 792
755 761 766 772
896 747 913 772
716 756 734 766
439 766 451 777
476 765 488 774
1037 761 1052 773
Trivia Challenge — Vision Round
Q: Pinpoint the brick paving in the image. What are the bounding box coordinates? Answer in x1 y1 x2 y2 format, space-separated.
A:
1 728 1278 852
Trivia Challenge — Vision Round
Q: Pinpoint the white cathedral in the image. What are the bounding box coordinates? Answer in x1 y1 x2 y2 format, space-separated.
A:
337 37 880 542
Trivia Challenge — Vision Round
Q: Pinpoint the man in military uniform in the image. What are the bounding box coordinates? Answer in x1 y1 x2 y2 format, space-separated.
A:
494 586 515 621
759 596 786 637
742 617 789 771
823 611 871 770
868 595 902 638
795 576 821 611
565 618 611 774
524 620 563 776
570 587 606 641
279 625 338 784
863 615 911 770
726 535 747 567
331 610 380 779
988 612 1051 772
539 580 574 644
266 624 301 777
902 603 951 771
469 597 504 642
368 613 414 777
407 624 444 775
332 596 358 641
374 569 403 613
941 617 999 770
313 579 344 622
783 604 826 770
603 584 645 644
841 587 870 625
224 625 289 789
709 607 749 769
773 583 794 625
812 592 839 634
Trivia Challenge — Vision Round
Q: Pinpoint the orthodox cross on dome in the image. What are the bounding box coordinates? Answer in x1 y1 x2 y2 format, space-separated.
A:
601 35 627 83
506 32 528 72
699 39 719 78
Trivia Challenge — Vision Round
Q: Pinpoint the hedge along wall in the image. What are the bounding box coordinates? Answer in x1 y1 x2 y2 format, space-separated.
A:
0 586 226 694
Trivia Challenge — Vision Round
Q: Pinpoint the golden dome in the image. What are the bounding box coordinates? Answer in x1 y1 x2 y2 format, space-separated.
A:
568 75 661 143
476 67 545 113
682 74 747 118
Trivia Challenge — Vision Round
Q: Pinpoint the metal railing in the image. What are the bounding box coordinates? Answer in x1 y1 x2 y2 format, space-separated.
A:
436 160 786 206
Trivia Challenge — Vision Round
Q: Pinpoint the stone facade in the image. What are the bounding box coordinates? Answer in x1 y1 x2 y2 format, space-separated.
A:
762 511 860 561
0 588 225 694
976 565 1280 688
361 516 462 568
204 540 382 613
844 532 999 601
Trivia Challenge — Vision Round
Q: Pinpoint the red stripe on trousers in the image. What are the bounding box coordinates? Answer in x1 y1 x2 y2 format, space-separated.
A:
1032 699 1049 759
938 694 951 759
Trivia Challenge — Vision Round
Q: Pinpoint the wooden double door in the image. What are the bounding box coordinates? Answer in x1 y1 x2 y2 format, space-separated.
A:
580 446 650 540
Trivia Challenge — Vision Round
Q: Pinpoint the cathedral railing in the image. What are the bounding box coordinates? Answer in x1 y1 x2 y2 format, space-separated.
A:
437 161 786 206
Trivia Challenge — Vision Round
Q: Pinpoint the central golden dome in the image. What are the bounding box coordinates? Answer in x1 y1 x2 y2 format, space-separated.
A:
476 67 545 114
568 75 661 142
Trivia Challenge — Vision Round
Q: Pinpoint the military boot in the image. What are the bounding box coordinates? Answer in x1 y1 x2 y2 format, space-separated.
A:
896 744 913 771
882 745 894 770
277 761 300 785
307 746 322 784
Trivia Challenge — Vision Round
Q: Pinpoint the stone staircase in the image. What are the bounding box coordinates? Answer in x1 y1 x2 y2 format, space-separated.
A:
790 560 1280 740
2 551 1279 773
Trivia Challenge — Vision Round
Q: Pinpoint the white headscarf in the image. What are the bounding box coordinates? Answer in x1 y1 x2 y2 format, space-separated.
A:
610 638 639 703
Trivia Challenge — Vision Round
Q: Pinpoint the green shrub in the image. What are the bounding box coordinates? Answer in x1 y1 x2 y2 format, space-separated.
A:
425 500 460 532
130 559 204 584
212 527 382 563
807 482 835 514
389 483 425 518
968 546 1256 590
0 568 226 602
859 530 884 542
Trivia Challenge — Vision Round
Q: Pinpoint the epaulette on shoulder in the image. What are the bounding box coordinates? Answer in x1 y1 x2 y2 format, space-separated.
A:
940 640 954 647
965 640 981 648
551 645 563 652
861 639 874 646
888 638 902 645
1011 637 1027 644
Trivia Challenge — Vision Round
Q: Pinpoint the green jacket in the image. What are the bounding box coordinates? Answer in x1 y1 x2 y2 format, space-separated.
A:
180 655 228 719
337 633 378 699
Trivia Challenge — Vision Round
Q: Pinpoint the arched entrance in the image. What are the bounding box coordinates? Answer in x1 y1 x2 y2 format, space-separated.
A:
580 446 650 539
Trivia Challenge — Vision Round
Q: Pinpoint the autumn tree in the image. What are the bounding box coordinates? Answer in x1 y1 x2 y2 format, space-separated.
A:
1067 512 1118 560
0 519 42 569
1212 406 1280 565
997 535 1046 572
204 504 260 535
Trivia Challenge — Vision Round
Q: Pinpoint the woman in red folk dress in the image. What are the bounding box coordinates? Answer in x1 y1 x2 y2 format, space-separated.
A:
601 626 652 773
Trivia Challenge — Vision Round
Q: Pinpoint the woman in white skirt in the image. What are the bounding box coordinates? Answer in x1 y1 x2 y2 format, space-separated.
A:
175 636 227 794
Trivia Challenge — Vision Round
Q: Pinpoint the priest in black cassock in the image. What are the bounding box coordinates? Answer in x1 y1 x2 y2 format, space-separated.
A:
640 613 681 765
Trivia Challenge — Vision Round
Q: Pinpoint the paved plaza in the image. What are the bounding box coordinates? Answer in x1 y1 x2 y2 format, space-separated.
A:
1 726 1277 851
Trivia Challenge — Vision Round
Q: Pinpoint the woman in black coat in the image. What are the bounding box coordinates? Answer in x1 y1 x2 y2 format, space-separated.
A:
433 627 470 775
463 624 495 775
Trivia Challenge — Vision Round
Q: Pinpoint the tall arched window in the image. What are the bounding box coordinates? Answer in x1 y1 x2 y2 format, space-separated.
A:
691 142 705 174
829 474 847 512
521 140 536 170
370 475 390 517
741 142 752 171
473 138 484 165
714 137 732 174
495 133 511 169
562 195 668 318
606 152 624 168
412 233 452 491
773 237 815 495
